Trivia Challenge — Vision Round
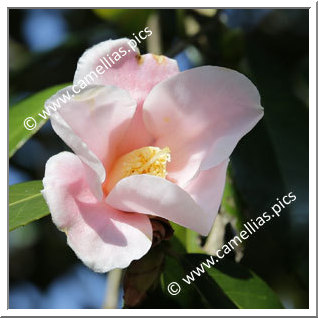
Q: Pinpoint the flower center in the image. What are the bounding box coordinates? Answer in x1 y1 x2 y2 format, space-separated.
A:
103 146 171 195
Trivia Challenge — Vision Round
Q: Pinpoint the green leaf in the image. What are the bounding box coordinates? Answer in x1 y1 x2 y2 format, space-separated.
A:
185 254 283 308
9 83 70 158
9 181 49 231
160 254 208 308
220 166 244 231
161 247 283 309
170 222 204 253
93 9 153 34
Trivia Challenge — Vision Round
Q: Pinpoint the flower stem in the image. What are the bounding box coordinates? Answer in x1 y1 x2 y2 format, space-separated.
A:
103 268 122 309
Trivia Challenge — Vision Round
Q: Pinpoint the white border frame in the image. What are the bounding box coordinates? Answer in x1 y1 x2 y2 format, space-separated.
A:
4 1 316 316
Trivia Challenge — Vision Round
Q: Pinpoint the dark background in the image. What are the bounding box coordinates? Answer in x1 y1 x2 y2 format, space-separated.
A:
9 8 309 309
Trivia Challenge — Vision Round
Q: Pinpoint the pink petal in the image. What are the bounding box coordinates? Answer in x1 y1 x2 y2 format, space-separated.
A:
143 66 264 186
73 38 179 103
185 160 229 229
106 174 212 236
42 151 152 273
115 103 155 158
47 85 137 199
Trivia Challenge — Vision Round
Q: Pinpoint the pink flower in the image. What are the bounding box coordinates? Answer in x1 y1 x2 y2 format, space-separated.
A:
42 38 263 273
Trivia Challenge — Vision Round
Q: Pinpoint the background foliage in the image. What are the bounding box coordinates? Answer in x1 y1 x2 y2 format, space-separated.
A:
9 8 309 309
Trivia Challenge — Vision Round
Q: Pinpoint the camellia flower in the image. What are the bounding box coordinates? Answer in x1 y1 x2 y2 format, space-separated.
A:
42 38 263 273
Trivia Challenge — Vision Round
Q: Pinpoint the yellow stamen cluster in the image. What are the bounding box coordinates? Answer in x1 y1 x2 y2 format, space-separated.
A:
103 146 171 194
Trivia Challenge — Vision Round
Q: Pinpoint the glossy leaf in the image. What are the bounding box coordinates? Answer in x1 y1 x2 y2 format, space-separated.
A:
188 254 283 308
9 181 49 231
170 222 204 253
160 254 211 308
9 83 70 158
162 246 283 309
220 166 244 231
